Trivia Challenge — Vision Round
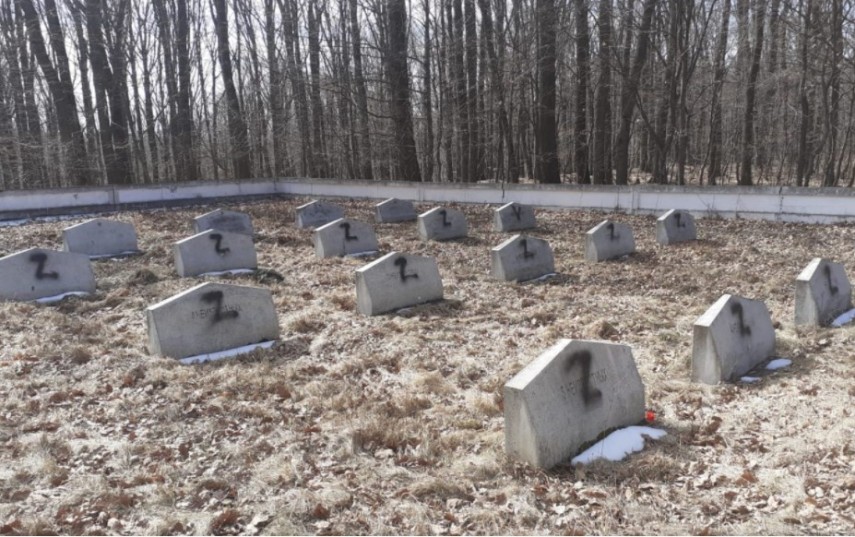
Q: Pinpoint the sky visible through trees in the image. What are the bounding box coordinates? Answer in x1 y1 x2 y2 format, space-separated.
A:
0 0 853 189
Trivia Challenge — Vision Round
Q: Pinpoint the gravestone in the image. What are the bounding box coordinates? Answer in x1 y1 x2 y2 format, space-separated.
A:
62 218 139 258
375 198 417 223
146 281 279 360
355 251 443 315
194 209 253 236
692 294 776 384
0 247 96 301
295 200 345 229
313 218 379 258
656 209 697 245
417 207 468 241
504 339 646 469
494 202 536 232
585 220 636 262
174 229 257 277
795 258 852 326
490 235 555 282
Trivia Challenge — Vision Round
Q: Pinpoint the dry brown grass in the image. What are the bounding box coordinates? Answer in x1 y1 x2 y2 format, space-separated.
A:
0 197 854 535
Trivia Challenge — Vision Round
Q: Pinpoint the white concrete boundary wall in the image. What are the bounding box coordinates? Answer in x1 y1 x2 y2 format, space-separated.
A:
1 178 854 224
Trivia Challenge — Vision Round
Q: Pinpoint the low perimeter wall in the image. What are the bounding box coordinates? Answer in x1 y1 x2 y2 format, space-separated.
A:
1 178 853 224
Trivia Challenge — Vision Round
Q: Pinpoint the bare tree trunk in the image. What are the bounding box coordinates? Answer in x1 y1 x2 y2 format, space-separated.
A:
534 0 560 183
592 0 613 185
708 0 730 184
573 0 590 183
175 0 196 181
822 0 842 186
308 0 328 177
349 0 373 179
265 0 288 176
614 0 658 185
385 0 422 181
423 0 434 182
795 0 813 186
213 0 251 178
738 0 766 186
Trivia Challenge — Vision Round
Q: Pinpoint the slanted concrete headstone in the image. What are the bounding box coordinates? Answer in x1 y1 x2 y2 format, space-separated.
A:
504 339 646 469
194 209 253 236
355 251 443 315
62 218 139 258
295 200 345 229
146 282 279 360
795 258 852 326
313 218 379 258
656 209 697 245
174 229 257 277
0 247 96 301
692 294 776 384
491 235 555 282
494 202 536 232
417 207 468 241
375 198 417 223
585 219 636 262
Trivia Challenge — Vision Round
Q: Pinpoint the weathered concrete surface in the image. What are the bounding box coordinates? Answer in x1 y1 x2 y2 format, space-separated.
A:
795 258 852 326
656 209 697 245
194 209 254 236
146 281 279 359
490 235 554 282
692 294 776 384
0 247 95 301
417 207 468 241
375 198 417 223
494 202 537 232
584 220 636 262
313 218 379 258
295 200 345 229
174 229 257 277
504 339 646 469
355 251 443 315
62 218 139 257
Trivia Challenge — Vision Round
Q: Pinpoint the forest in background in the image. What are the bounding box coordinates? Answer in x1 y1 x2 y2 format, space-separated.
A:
0 0 853 190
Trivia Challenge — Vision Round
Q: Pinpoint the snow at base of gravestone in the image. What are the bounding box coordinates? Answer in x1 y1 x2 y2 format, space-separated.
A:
572 426 666 465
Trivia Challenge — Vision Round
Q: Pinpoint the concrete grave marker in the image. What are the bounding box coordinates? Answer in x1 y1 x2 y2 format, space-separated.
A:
656 209 697 245
355 251 443 315
585 219 636 262
295 200 345 229
491 235 555 282
504 339 646 469
0 247 96 301
795 258 852 326
417 207 468 241
313 218 379 258
494 202 536 232
375 198 417 223
692 294 776 384
194 209 253 236
62 218 139 258
174 229 257 277
146 281 279 361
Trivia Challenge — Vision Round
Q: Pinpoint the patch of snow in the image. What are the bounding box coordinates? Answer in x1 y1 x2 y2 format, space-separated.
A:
740 376 761 383
571 426 667 465
91 250 141 260
831 308 855 328
530 272 557 282
199 268 256 277
766 358 792 370
346 250 379 258
35 291 90 304
178 340 275 365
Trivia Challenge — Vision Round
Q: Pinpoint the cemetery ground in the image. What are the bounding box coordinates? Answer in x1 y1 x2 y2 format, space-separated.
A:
1 198 854 536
